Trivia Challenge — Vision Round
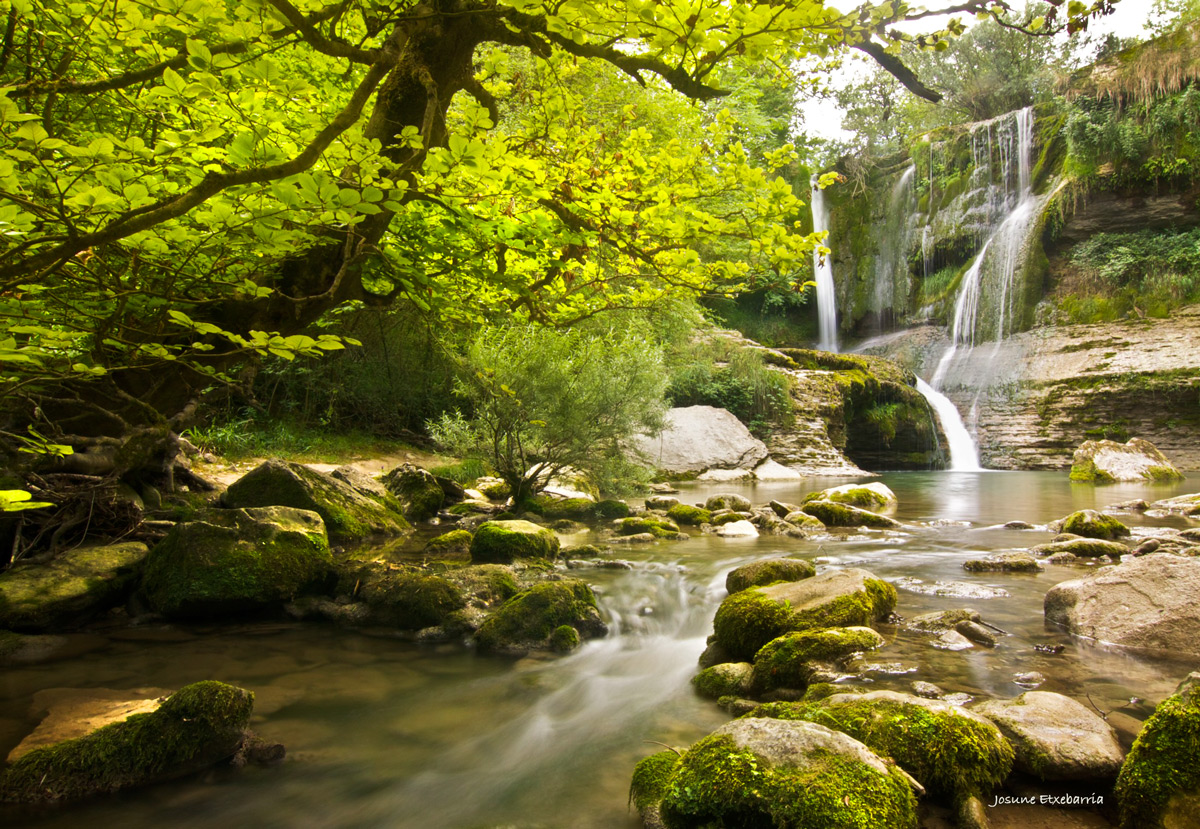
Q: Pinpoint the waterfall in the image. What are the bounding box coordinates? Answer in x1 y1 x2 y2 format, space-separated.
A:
811 177 838 352
915 377 982 471
872 165 917 322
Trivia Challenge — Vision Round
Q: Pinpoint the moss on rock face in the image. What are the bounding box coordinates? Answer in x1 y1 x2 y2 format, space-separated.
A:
224 460 410 542
1115 682 1200 828
469 520 560 564
140 507 332 619
750 628 884 694
666 504 711 526
725 558 816 594
693 662 754 699
381 463 445 522
1030 538 1129 558
753 690 1013 803
474 579 607 654
783 511 826 531
424 529 473 556
630 750 682 812
353 566 465 629
815 483 899 513
525 495 596 520
711 570 897 662
657 725 918 829
800 500 901 529
618 516 683 538
0 681 253 803
443 564 518 608
0 542 148 632
1061 509 1130 540
705 493 752 512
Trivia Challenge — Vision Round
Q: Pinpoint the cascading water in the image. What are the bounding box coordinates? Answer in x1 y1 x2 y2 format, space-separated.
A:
915 377 981 471
811 177 838 352
872 165 917 322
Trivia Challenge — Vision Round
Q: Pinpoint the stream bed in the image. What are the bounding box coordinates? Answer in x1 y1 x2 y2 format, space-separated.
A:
2 470 1197 828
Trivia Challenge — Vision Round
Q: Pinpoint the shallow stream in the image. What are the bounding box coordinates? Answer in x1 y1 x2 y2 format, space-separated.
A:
2 471 1197 828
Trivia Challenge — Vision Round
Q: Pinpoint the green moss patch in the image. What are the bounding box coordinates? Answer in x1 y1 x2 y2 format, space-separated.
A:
469 520 560 564
475 579 606 654
1116 683 1200 828
750 627 884 693
725 558 816 594
693 662 754 699
618 516 682 538
423 529 474 556
353 566 465 629
1061 509 1131 540
800 500 901 529
630 750 681 812
666 503 711 525
381 463 445 522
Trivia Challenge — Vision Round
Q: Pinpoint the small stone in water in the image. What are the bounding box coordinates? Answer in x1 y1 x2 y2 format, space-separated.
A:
955 620 997 647
941 692 974 706
1004 520 1036 529
1034 644 1065 654
1014 671 1045 688
911 681 943 699
933 630 974 651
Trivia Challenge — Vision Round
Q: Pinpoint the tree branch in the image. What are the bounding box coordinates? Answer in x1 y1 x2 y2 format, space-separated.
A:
853 40 942 103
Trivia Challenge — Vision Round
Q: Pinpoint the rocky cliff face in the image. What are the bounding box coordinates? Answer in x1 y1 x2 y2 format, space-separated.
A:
860 305 1200 470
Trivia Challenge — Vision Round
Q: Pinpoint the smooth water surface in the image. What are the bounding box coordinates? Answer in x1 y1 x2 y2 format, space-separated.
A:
2 471 1197 828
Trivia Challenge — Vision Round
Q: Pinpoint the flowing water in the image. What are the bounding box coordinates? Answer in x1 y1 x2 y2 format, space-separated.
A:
915 378 982 471
811 178 838 352
3 472 1198 828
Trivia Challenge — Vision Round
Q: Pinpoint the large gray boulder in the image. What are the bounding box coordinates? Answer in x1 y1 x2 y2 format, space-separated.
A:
1069 437 1183 483
1045 554 1200 655
973 691 1124 781
627 405 768 475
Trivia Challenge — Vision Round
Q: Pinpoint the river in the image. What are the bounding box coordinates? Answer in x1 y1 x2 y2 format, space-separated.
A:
2 471 1196 828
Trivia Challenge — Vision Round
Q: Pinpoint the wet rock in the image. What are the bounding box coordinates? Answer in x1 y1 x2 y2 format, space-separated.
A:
896 578 1009 599
911 681 944 699
627 405 768 475
0 681 253 803
0 542 148 632
469 519 560 564
691 662 753 699
933 630 975 650
752 509 808 537
1069 437 1184 483
140 507 332 619
0 631 71 665
1013 672 1046 689
955 620 997 647
908 608 981 631
424 529 473 556
749 627 884 693
1149 492 1200 516
705 493 753 512
1058 509 1131 540
341 564 466 630
1115 677 1200 827
1004 520 1037 529
644 718 918 829
711 568 897 661
665 503 709 525
1045 554 1200 655
224 459 410 542
1031 538 1129 558
808 482 898 513
973 691 1124 781
782 510 826 532
330 466 389 499
474 579 606 655
1107 498 1149 512
1047 551 1079 564
617 516 683 539
769 499 802 518
610 532 655 545
648 482 678 494
1133 538 1161 556
644 495 679 510
7 687 173 762
963 553 1043 573
725 558 816 594
799 500 902 529
716 519 758 538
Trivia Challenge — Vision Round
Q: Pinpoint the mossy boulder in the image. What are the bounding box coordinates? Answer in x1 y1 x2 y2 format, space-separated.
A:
800 500 901 529
443 564 518 608
666 503 711 526
705 493 752 512
0 542 148 632
754 690 1013 803
348 564 466 629
907 608 981 632
223 460 410 542
711 512 750 527
963 553 1043 573
1060 509 1130 540
469 520 560 564
381 463 445 522
783 511 826 531
0 681 253 803
1115 678 1200 828
749 627 884 694
524 495 596 520
811 482 898 513
693 662 754 699
1030 538 1129 558
476 478 511 500
593 499 631 519
630 749 681 823
423 528 473 556
653 719 918 829
711 569 897 662
618 516 682 538
140 507 332 619
1070 438 1184 484
474 579 607 655
725 558 816 594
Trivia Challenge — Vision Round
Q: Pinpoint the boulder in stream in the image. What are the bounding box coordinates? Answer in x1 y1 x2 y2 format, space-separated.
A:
1045 554 1200 655
469 519 560 563
725 558 816 594
973 691 1124 781
223 459 410 542
474 579 606 655
799 500 901 529
1058 509 1131 540
634 718 918 829
808 482 898 513
626 405 768 476
711 568 896 662
1116 675 1200 828
381 463 445 521
0 681 253 803
749 627 884 694
665 503 710 525
1069 437 1184 484
0 542 148 632
141 507 333 619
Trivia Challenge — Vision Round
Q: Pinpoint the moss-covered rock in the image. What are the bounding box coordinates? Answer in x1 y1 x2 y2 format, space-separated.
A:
812 482 899 513
223 460 410 542
749 627 885 694
963 553 1043 572
630 750 681 815
666 503 711 526
0 542 148 632
593 499 631 519
711 569 897 661
1030 538 1129 558
524 495 596 520
0 629 69 665
800 500 901 529
351 565 465 629
693 662 754 699
477 478 511 500
140 507 332 619
656 720 918 829
443 564 518 608
907 608 980 631
381 463 445 522
711 512 750 527
705 493 752 512
1070 438 1184 484
0 681 253 803
1060 509 1131 540
423 528 473 556
474 579 607 655
1115 679 1200 828
783 511 826 531
753 690 1013 803
618 516 682 538
469 520 560 564
725 558 816 594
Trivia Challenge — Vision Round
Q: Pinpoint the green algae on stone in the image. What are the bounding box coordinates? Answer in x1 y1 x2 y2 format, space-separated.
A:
0 541 148 632
524 495 596 520
381 463 445 521
783 510 826 531
1115 681 1200 829
752 690 1013 803
750 627 884 694
630 750 681 812
423 529 474 556
1061 509 1130 540
474 579 606 654
1030 538 1129 558
548 624 581 652
725 558 816 594
140 507 332 619
800 500 901 529
618 516 682 538
692 662 754 699
469 520 560 564
815 482 898 513
0 681 253 803
666 503 711 526
352 566 465 629
223 459 410 542
443 564 518 608
705 493 752 512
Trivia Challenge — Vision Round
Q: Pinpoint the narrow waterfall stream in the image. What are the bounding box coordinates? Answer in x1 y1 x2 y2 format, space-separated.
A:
811 177 838 352
915 377 982 471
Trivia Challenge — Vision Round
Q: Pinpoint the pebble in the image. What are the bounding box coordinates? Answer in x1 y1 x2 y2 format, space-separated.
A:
1014 671 1046 689
911 681 944 699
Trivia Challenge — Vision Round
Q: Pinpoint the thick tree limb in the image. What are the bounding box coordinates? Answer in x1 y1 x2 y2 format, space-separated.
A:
854 40 943 103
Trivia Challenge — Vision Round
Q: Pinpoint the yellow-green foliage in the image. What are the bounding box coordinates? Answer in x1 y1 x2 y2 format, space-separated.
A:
1116 684 1200 828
